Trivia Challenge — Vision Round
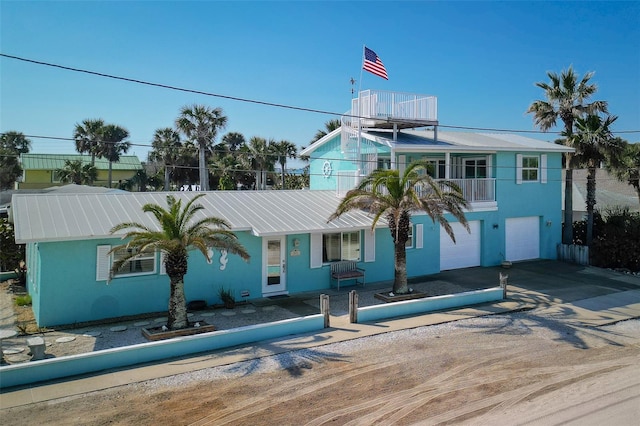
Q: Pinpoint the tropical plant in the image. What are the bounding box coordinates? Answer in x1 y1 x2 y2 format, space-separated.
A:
568 114 625 245
526 66 608 244
149 127 183 190
0 131 31 190
56 159 98 185
247 136 274 190
175 105 227 191
607 141 640 204
109 194 249 329
73 119 105 168
269 140 298 190
99 124 130 188
329 160 470 294
210 154 242 190
219 132 246 154
310 118 341 145
0 218 25 272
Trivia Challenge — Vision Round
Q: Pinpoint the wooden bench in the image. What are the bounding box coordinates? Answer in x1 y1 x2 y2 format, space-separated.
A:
330 261 365 291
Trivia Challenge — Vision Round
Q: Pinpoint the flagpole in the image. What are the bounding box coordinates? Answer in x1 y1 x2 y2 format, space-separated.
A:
356 45 365 184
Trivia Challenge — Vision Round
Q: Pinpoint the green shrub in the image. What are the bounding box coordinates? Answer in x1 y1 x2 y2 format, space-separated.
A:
15 294 32 306
590 207 640 272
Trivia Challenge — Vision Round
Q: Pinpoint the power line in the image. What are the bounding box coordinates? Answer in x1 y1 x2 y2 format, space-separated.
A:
3 53 639 136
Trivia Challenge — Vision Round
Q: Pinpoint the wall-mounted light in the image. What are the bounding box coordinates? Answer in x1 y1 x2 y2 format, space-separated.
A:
292 238 300 247
492 223 499 229
546 220 552 227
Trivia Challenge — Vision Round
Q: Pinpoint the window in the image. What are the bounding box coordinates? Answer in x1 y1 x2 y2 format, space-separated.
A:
405 223 413 248
51 170 62 183
522 156 539 181
323 231 360 262
112 247 156 277
377 157 391 170
424 159 446 178
464 158 487 178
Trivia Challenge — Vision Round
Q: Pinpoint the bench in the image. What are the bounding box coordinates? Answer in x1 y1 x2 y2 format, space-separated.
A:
330 261 365 291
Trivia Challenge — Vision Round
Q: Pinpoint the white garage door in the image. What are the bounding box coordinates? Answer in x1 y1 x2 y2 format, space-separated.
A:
440 221 481 270
505 217 540 262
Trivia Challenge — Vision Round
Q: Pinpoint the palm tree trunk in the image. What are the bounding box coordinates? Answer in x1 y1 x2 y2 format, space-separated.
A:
281 159 286 190
108 161 113 188
563 168 574 244
586 167 597 246
393 241 408 294
164 166 170 191
167 277 188 329
199 143 208 191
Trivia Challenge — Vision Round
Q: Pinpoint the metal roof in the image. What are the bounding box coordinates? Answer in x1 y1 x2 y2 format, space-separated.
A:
11 190 378 243
20 154 143 170
300 128 573 155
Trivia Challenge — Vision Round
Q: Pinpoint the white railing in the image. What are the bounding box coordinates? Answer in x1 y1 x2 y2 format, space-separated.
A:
336 176 496 204
351 90 438 122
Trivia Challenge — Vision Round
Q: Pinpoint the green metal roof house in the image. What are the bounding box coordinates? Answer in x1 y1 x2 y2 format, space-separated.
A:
16 153 142 189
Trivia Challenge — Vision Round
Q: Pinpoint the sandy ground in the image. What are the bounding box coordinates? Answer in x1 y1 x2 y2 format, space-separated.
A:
2 279 640 424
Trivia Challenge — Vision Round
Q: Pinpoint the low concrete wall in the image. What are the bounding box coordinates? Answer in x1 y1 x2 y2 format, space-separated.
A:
357 287 504 323
0 314 325 389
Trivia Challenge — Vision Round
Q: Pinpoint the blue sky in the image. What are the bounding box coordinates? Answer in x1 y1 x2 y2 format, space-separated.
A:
1 1 639 166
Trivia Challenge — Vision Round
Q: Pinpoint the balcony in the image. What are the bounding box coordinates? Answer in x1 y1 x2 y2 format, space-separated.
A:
336 172 496 205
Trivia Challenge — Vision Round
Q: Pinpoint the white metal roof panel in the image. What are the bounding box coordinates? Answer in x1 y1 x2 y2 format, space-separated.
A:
11 190 378 243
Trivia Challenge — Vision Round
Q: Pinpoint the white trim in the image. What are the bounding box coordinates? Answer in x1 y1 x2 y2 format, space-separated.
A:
364 229 375 262
310 233 322 269
416 224 424 249
541 154 547 184
96 245 111 281
516 154 523 184
398 154 406 175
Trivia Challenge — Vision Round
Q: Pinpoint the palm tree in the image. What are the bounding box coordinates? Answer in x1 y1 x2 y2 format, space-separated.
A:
73 119 105 169
149 128 182 190
219 132 246 153
606 140 640 204
210 154 242 190
109 194 249 330
175 105 227 191
570 114 625 245
0 131 31 190
527 66 608 244
56 159 98 185
329 160 470 295
99 124 130 188
310 119 341 145
247 136 273 190
269 140 298 190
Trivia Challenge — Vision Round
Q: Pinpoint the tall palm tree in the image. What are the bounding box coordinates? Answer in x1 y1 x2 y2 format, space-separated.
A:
269 140 298 190
110 194 249 330
329 160 470 295
149 127 182 190
99 124 130 188
73 119 105 169
527 66 608 244
310 118 341 145
210 154 242 190
247 136 273 190
606 140 640 204
175 105 227 191
0 131 31 190
219 132 246 153
570 114 624 245
56 159 98 185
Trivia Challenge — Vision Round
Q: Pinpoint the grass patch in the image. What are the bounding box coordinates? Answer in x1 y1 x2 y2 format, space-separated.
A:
15 294 31 306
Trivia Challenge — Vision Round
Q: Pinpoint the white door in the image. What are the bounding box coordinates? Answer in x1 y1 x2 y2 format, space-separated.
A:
262 236 287 295
440 221 481 270
505 217 540 262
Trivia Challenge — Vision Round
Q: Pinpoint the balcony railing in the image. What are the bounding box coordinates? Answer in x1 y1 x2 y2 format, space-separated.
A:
352 90 438 123
336 174 496 204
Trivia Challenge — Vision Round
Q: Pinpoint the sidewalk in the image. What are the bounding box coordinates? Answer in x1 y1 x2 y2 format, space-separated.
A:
1 260 639 409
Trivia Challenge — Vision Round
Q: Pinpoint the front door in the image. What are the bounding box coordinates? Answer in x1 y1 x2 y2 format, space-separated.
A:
262 236 287 295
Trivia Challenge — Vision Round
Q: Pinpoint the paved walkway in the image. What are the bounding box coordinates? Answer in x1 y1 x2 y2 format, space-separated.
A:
1 260 639 409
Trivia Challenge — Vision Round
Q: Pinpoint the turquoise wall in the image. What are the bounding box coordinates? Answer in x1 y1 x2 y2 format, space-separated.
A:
308 136 357 190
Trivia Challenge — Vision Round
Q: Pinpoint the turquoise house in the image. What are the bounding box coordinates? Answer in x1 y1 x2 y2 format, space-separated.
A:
11 89 571 327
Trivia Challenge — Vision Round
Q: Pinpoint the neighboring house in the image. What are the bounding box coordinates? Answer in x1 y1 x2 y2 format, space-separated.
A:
15 153 142 189
11 89 571 327
562 169 640 222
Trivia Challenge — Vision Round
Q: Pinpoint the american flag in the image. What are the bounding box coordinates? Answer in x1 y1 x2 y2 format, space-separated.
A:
362 46 388 80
